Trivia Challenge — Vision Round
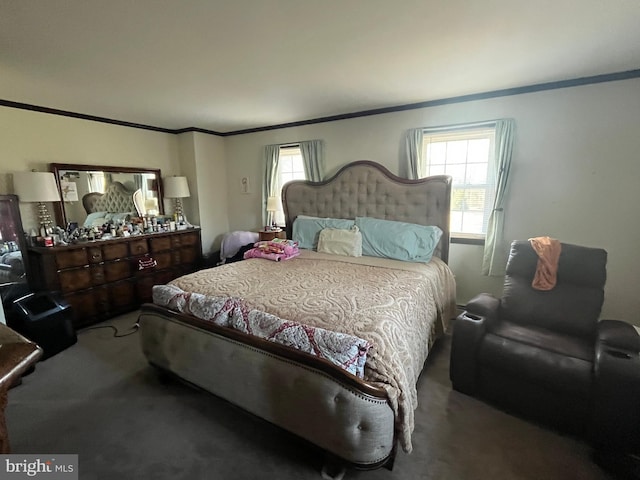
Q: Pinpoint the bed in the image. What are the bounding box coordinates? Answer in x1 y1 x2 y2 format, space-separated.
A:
138 160 455 472
81 181 141 227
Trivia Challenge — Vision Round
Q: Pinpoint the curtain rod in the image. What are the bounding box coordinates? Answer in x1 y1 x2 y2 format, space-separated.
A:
421 119 507 132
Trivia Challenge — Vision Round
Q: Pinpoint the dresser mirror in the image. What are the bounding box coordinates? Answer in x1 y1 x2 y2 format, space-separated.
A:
50 163 164 228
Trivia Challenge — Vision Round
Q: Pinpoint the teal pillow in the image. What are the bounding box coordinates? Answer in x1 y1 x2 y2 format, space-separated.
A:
105 212 134 224
83 211 109 227
355 217 442 263
292 215 356 250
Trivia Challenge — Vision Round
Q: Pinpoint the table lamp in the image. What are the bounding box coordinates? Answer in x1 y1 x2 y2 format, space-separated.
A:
13 171 61 236
164 176 190 223
266 196 279 229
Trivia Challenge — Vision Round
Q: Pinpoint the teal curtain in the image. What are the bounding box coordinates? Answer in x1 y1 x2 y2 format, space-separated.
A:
262 144 280 227
482 119 516 275
403 128 424 179
299 140 324 182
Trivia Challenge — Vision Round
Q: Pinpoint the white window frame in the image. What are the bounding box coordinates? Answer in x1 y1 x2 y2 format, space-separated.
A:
421 126 496 239
273 145 306 226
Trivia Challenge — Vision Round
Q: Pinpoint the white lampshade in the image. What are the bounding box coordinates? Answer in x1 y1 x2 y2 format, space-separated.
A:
164 176 191 199
13 171 61 202
266 196 279 212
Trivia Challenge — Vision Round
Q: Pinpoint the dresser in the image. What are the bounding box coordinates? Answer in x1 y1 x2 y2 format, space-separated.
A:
27 229 201 328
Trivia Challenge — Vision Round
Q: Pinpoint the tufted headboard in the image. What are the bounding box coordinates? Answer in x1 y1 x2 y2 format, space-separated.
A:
283 160 452 263
82 181 137 215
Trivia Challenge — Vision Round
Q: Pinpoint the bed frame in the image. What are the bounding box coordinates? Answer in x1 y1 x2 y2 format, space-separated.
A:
82 181 138 215
283 160 450 263
138 161 452 471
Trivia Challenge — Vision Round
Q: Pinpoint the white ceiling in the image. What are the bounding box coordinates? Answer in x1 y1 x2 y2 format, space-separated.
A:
1 0 639 134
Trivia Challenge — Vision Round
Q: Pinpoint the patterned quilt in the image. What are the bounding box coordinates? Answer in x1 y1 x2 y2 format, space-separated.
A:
152 284 372 378
164 250 456 453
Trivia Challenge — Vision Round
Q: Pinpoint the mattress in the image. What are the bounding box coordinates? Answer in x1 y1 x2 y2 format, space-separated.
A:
162 250 456 452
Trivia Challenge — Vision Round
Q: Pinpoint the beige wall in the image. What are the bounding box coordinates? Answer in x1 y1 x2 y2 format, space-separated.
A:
223 78 640 323
0 107 180 230
177 132 229 255
0 107 228 259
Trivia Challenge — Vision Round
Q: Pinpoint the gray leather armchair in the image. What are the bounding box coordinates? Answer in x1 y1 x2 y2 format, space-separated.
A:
450 240 640 452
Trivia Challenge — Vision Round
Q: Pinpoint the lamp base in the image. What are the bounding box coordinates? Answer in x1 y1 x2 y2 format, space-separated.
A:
172 198 192 227
37 202 54 236
173 198 184 223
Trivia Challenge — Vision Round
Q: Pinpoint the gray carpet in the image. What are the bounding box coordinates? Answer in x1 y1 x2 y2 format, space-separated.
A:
6 311 612 480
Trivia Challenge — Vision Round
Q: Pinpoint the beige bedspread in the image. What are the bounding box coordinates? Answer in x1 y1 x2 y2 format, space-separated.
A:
169 250 456 452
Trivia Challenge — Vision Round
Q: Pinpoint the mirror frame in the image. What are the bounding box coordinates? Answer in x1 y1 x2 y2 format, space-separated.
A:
49 163 164 227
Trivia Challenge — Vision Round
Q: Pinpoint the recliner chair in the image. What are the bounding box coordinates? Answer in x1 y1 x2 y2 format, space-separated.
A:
450 240 640 452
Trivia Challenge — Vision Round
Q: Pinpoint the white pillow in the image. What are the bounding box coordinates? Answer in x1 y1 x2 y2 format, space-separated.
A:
317 226 362 257
292 215 356 250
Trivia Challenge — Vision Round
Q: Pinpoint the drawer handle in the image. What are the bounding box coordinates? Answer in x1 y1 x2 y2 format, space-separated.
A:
91 254 101 260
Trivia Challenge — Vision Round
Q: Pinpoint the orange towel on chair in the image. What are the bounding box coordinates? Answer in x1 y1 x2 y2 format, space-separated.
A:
529 236 562 290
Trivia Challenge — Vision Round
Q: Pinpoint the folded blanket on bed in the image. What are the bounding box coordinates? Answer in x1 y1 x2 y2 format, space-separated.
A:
243 239 300 261
152 284 371 378
243 249 300 261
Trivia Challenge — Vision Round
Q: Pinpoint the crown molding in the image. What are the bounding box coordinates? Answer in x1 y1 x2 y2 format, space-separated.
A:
2 68 639 137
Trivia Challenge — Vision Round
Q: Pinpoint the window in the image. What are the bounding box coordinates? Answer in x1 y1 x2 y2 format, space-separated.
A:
422 127 496 238
273 145 306 226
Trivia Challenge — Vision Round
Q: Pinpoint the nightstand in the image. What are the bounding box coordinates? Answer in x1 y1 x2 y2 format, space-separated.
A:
258 229 286 242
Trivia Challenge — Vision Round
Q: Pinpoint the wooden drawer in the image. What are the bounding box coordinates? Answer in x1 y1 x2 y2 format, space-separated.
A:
55 249 88 269
182 232 200 246
171 231 200 248
109 280 136 310
174 264 195 278
154 252 172 270
180 247 198 264
137 268 176 303
94 286 110 314
136 275 156 303
154 269 176 286
64 290 96 325
171 247 198 265
87 246 103 264
64 286 109 327
102 242 129 261
104 259 130 282
150 236 172 252
90 264 106 285
129 238 149 256
59 266 92 293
